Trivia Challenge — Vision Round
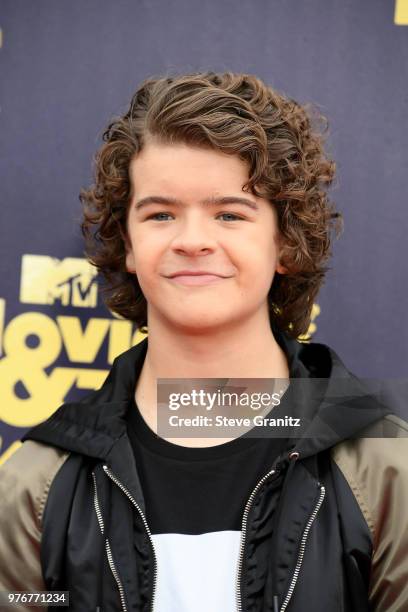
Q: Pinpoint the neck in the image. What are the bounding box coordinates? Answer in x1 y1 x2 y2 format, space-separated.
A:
136 308 289 397
144 316 289 378
134 309 290 444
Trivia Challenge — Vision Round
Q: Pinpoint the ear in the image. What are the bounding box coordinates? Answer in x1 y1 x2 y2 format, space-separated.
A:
126 250 136 274
276 261 289 275
123 233 136 274
275 233 289 275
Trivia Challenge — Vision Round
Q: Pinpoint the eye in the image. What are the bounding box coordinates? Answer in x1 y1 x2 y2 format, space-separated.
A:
146 212 174 221
217 212 245 221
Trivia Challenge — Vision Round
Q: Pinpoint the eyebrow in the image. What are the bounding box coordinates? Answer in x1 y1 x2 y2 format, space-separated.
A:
134 195 259 211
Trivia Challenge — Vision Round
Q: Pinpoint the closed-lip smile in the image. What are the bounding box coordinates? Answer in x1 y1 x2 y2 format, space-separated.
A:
164 270 231 286
167 270 226 278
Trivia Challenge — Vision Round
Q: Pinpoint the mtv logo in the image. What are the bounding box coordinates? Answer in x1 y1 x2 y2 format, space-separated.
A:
20 255 98 307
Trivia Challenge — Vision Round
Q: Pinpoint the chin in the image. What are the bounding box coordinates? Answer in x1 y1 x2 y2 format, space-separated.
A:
165 312 232 334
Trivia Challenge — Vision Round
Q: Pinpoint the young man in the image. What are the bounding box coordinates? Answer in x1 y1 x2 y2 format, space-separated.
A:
0 72 407 612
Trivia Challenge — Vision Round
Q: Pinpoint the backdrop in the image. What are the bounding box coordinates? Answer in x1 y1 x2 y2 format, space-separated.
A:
1 0 407 463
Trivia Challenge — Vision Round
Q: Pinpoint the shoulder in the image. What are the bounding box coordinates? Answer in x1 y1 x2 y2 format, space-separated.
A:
0 440 70 528
331 414 408 536
331 414 408 611
0 441 70 592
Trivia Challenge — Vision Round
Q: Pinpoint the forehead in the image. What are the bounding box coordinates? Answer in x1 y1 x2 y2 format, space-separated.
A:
129 141 251 195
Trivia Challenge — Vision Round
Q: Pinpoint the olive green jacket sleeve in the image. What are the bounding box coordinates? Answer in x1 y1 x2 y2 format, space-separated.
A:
332 414 408 612
0 440 70 608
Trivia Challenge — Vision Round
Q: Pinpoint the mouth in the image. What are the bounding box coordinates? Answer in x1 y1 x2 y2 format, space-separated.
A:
165 273 228 286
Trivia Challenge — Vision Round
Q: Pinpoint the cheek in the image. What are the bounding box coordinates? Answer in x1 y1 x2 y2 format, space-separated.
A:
257 230 280 267
131 231 161 267
232 235 277 272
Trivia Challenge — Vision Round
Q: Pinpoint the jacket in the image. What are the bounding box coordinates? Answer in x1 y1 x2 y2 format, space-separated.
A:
1 331 407 611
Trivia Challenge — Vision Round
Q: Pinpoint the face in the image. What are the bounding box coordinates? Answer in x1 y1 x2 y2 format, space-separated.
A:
125 140 287 334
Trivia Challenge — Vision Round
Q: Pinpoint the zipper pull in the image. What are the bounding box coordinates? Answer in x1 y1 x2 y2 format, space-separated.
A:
273 595 279 612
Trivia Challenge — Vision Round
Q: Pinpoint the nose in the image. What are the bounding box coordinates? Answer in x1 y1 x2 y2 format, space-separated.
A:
170 214 216 256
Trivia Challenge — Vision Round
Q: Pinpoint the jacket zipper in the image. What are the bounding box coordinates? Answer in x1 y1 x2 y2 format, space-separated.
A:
95 465 324 612
236 472 326 612
235 467 278 612
92 471 128 612
102 464 158 612
279 484 326 612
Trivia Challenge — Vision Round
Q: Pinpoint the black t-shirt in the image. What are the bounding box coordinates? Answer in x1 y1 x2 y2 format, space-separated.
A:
125 334 311 611
126 398 289 611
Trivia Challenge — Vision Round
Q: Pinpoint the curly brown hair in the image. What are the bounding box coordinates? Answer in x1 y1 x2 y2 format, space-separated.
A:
80 71 343 340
